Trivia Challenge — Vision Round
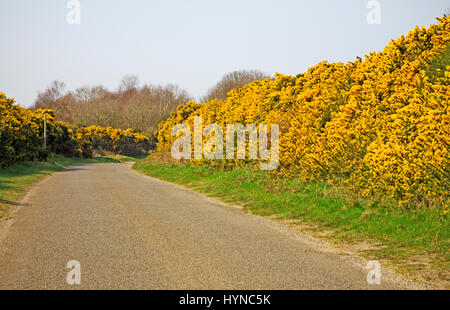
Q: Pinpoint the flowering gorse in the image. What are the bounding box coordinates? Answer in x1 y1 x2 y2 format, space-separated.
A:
0 93 151 166
155 16 450 208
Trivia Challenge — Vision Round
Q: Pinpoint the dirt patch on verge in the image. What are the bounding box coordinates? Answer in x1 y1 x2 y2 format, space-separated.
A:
271 217 446 289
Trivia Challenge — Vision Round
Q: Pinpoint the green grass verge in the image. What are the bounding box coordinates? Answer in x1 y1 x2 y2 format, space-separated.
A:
0 155 121 219
98 155 145 162
133 157 449 286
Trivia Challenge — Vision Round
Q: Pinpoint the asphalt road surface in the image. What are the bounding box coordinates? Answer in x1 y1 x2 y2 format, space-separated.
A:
0 163 421 289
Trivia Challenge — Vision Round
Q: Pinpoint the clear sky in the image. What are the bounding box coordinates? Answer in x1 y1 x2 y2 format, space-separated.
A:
1 0 448 107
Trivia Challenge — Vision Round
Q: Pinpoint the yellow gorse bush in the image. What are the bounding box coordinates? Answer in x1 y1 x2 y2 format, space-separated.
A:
1 93 77 166
75 125 151 158
156 16 450 208
1 93 151 166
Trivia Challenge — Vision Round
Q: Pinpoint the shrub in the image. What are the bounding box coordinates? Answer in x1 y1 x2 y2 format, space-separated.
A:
0 93 151 166
155 16 450 209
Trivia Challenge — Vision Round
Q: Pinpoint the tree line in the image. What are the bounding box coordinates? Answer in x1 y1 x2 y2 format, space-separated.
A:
32 70 270 139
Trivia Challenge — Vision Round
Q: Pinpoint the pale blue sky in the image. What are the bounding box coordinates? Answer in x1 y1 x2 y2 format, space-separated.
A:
1 0 448 106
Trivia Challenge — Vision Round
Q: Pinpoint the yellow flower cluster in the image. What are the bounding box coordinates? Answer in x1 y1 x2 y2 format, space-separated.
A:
1 93 151 166
156 16 449 208
76 126 150 158
1 93 78 166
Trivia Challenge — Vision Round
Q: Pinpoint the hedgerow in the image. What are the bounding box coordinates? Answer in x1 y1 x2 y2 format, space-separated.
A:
155 16 450 209
0 93 151 167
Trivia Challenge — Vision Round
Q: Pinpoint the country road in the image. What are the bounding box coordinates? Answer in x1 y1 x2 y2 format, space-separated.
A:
0 162 421 289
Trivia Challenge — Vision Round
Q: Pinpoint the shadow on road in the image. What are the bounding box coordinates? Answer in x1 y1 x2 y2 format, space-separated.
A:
60 167 89 172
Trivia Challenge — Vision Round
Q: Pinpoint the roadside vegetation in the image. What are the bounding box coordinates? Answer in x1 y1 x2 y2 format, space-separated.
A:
32 75 191 138
156 17 449 210
0 92 151 167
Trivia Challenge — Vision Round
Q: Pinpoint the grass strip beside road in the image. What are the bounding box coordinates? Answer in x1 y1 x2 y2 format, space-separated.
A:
133 157 449 288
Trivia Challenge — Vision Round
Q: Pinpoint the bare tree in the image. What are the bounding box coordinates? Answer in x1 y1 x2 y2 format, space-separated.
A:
32 79 191 137
119 75 139 92
202 70 271 102
74 85 108 103
34 80 66 108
